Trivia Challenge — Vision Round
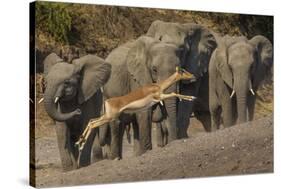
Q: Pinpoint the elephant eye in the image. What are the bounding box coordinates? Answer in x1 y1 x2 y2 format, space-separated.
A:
64 80 71 86
152 66 157 73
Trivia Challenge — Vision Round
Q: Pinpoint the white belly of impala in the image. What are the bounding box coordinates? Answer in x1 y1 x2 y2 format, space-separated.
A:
120 95 159 114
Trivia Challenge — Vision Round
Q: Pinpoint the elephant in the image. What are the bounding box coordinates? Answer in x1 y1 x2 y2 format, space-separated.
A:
42 53 111 170
208 35 273 130
99 35 189 159
146 20 217 139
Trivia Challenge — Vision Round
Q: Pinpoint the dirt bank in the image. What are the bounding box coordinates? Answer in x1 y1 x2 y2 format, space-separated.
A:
34 115 273 188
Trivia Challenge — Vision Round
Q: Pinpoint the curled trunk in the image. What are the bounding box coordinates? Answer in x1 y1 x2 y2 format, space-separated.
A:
44 85 78 122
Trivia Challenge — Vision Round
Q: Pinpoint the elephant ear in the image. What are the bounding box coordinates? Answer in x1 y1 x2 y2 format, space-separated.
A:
249 35 273 87
146 20 162 37
249 35 273 67
216 42 233 88
183 24 217 75
72 55 111 104
43 53 63 77
126 36 155 85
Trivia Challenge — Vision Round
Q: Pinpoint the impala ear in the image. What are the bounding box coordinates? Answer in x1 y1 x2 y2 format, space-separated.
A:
72 55 111 104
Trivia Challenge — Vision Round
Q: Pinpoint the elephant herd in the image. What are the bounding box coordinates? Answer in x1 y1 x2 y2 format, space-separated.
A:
41 20 273 171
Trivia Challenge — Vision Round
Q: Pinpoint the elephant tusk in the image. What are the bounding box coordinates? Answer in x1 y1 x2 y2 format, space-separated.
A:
250 89 255 95
38 98 44 104
54 97 59 104
160 101 164 106
230 90 235 98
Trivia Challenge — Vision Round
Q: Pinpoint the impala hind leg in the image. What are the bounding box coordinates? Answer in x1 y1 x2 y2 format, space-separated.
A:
76 116 111 151
76 117 103 146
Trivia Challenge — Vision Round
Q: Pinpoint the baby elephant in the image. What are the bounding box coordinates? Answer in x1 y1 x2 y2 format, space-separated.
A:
209 35 273 130
43 53 111 170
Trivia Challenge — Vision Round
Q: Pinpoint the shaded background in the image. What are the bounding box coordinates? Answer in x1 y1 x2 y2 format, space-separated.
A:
34 1 273 138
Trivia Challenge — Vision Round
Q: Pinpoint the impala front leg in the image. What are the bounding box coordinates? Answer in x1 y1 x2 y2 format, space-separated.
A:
160 93 196 101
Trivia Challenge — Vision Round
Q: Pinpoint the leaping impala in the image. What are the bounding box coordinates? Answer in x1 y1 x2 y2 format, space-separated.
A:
75 67 197 153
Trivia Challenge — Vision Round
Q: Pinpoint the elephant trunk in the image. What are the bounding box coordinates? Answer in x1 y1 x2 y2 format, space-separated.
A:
164 84 177 141
234 75 249 124
44 84 78 122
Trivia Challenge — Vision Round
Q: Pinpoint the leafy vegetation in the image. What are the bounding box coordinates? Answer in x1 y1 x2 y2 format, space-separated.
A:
36 2 72 43
35 2 273 60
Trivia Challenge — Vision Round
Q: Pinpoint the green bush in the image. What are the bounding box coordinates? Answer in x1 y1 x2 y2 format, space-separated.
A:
36 2 71 43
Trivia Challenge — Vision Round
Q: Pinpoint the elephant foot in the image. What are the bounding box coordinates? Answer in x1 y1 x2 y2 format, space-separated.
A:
157 143 165 148
178 134 189 139
61 163 76 172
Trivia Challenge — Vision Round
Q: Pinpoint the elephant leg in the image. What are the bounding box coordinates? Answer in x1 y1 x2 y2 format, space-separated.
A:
177 100 193 138
156 122 165 147
91 130 103 163
54 122 75 171
77 128 95 167
108 120 122 160
210 104 221 132
247 95 256 121
135 110 152 156
99 123 109 146
162 122 168 146
118 122 126 159
125 123 132 144
132 115 141 156
194 111 212 132
221 96 234 128
163 117 176 143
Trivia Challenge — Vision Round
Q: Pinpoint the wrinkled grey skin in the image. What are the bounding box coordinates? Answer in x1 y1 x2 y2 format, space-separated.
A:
147 20 217 139
43 53 111 171
208 35 273 130
99 36 184 159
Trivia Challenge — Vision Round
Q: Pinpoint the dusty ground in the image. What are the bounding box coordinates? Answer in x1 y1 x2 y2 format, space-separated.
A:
34 115 273 188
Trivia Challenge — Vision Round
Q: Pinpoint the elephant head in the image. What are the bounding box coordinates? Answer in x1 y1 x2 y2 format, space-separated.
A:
126 35 186 140
216 35 273 123
43 53 111 122
59 46 81 63
147 20 217 78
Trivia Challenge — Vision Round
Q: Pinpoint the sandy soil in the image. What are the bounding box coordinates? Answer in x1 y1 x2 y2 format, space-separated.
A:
33 115 273 188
